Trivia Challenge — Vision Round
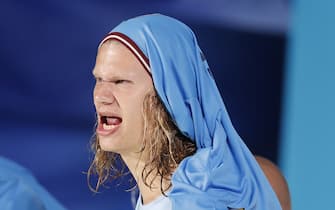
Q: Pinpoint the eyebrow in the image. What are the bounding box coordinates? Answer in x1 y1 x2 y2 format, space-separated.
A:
92 69 133 82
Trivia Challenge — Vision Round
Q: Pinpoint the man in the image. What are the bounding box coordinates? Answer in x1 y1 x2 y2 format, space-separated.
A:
88 14 283 210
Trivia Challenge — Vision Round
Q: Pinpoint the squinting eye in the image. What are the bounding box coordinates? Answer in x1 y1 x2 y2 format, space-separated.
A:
114 80 126 84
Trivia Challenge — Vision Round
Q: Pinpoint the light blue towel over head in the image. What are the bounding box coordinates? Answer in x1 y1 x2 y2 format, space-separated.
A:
100 14 282 210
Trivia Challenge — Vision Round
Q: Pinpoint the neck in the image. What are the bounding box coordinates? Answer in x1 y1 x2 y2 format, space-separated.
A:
121 153 170 204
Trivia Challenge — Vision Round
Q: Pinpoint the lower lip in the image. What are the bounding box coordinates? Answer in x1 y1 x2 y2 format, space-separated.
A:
96 123 121 136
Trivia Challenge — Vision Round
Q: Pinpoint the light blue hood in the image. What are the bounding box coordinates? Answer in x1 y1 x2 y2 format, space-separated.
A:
101 14 281 210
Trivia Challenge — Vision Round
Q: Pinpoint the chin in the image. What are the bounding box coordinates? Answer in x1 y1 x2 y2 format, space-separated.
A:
98 136 121 153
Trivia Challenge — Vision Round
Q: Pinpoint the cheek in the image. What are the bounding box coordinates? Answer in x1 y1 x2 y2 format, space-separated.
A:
125 98 145 124
122 94 146 130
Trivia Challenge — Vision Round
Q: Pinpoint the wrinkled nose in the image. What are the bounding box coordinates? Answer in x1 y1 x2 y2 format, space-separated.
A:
94 85 116 106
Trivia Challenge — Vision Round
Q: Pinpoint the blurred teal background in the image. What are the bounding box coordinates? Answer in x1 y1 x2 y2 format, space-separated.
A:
280 0 335 209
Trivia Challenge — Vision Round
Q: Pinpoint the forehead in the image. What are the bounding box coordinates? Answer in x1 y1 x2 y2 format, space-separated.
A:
93 40 146 78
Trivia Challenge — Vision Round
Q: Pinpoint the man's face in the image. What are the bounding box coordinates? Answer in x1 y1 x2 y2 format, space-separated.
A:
93 41 153 157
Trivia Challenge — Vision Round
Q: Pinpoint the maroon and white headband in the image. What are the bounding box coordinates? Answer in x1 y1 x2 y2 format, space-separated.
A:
99 32 151 74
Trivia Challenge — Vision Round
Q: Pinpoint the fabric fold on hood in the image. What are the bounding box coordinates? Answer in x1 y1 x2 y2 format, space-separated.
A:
100 14 281 210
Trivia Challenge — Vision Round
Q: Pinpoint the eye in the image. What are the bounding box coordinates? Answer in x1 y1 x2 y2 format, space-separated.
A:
114 80 127 84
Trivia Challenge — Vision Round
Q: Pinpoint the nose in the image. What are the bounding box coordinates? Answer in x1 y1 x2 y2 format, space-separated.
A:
94 95 115 105
94 84 116 106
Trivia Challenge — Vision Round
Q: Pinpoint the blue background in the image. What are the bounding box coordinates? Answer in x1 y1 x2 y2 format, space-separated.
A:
2 1 333 210
1 1 286 210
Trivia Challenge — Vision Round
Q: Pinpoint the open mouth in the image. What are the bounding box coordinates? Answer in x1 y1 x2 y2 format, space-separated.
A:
100 115 122 129
97 114 122 135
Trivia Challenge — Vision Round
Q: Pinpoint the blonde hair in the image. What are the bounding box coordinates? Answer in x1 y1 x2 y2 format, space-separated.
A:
87 90 196 193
